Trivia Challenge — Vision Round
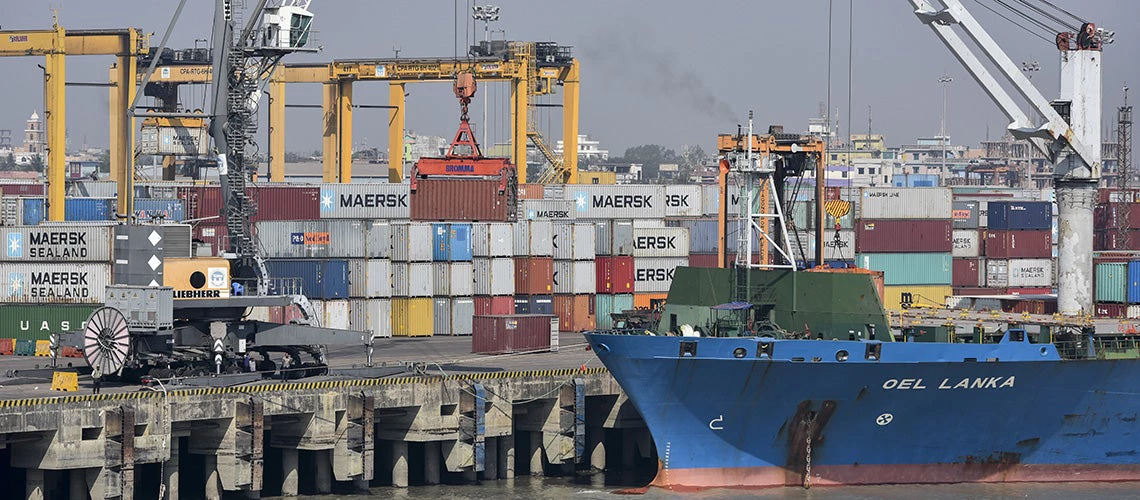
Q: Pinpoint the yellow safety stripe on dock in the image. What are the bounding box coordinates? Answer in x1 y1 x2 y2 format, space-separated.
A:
0 367 608 408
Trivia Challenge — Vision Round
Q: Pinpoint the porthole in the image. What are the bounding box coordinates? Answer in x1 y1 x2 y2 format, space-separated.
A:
732 347 747 358
836 350 849 362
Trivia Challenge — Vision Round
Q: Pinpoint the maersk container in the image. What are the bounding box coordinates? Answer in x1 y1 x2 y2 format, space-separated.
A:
452 297 475 335
1096 262 1127 303
554 260 596 295
952 201 980 229
1129 261 1140 304
858 187 952 220
317 183 410 219
564 185 666 219
1008 258 1052 288
633 257 688 293
665 184 703 217
366 221 392 259
433 262 451 296
134 199 185 222
1 226 112 262
952 230 981 258
434 298 452 335
348 298 392 338
391 222 433 262
986 201 1052 230
449 223 473 261
519 199 576 221
0 303 98 342
392 297 433 337
0 263 111 303
256 220 369 259
632 227 690 258
347 259 391 298
264 259 350 299
472 222 513 257
473 257 515 296
450 262 474 296
856 253 951 285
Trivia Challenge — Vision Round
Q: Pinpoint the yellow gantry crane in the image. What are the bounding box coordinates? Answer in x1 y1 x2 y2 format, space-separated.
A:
0 23 149 221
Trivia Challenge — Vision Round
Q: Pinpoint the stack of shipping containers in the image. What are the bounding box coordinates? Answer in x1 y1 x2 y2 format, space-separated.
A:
1093 189 1140 318
982 201 1054 295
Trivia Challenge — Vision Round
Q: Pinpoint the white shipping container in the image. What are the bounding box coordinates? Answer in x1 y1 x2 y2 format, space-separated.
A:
632 219 666 228
701 183 742 216
349 298 392 338
139 125 210 156
985 259 1009 288
514 220 553 257
665 184 703 217
433 298 452 335
391 262 408 296
472 223 514 257
408 262 433 297
945 296 1003 311
450 262 474 296
473 257 515 295
571 223 596 260
323 299 350 330
246 306 271 322
2 226 113 262
308 299 326 327
1008 258 1052 287
451 297 474 335
519 199 576 221
348 259 392 298
316 183 410 219
612 220 635 256
553 260 597 295
564 185 667 219
632 227 690 258
792 230 855 262
1128 305 1140 320
592 221 611 256
859 187 952 220
391 222 433 262
952 230 981 258
433 262 451 296
366 221 391 259
255 220 368 258
0 263 111 303
633 257 688 293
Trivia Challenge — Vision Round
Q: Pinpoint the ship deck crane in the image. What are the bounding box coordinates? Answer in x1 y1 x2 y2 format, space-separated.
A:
909 0 1106 316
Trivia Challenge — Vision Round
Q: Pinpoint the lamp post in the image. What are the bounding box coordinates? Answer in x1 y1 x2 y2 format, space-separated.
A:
472 5 500 149
939 75 953 176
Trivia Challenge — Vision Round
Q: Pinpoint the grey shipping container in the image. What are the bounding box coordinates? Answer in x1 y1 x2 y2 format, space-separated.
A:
665 184 703 217
472 223 514 257
513 220 553 257
564 185 667 219
612 220 634 255
633 257 688 293
366 221 392 259
139 125 210 156
450 262 474 296
592 221 612 256
67 181 119 199
519 199 576 221
391 222 434 262
434 298 452 335
473 257 515 296
433 262 451 296
632 227 690 258
255 220 369 258
701 183 742 216
0 263 112 303
348 298 392 338
952 201 980 229
553 260 596 295
348 259 392 298
986 259 1009 288
317 183 410 219
392 262 434 297
2 225 112 262
859 187 952 220
552 222 596 260
451 297 475 335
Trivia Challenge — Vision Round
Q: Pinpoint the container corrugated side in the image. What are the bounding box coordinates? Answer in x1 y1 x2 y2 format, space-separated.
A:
323 299 350 330
473 257 515 296
952 230 981 258
64 198 115 221
1 226 112 262
611 220 634 256
472 223 514 257
433 262 451 296
856 253 951 285
348 298 391 338
952 201 980 229
410 178 517 222
391 222 434 262
0 263 112 303
881 285 953 310
633 257 689 293
701 183 741 216
449 223 473 261
632 227 690 258
317 183 410 219
0 303 99 341
134 198 185 222
665 184 703 217
256 220 369 258
791 230 855 263
952 258 984 287
570 223 596 260
986 201 1052 230
553 260 596 295
366 221 391 258
434 298 452 335
250 185 320 222
391 297 433 337
450 262 474 296
1128 261 1140 304
564 185 666 219
1007 258 1052 287
856 220 952 253
471 314 552 354
1096 262 1127 303
348 259 391 298
859 187 952 219
982 230 1052 258
264 259 350 299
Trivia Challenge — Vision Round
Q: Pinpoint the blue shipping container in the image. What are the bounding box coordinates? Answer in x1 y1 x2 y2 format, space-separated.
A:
432 223 450 262
1128 261 1140 304
265 259 350 299
892 174 939 188
514 296 531 314
65 198 114 221
22 198 44 225
987 201 1051 230
449 223 473 261
134 199 185 222
529 294 554 315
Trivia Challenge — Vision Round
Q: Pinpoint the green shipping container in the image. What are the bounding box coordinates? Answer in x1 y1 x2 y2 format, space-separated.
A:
857 253 952 285
0 303 99 342
1095 262 1128 303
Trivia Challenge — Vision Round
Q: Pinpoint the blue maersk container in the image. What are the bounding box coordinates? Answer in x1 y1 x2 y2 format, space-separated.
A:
449 223 473 261
265 259 350 299
1128 261 1140 304
986 201 1051 230
431 223 451 261
134 199 185 222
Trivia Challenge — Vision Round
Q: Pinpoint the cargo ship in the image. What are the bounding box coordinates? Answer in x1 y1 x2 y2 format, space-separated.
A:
584 265 1140 489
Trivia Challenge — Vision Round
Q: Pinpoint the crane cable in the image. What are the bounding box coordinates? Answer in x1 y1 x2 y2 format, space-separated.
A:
970 0 1054 44
1013 0 1079 32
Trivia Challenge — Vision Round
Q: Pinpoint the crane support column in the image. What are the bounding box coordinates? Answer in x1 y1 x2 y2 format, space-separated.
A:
388 82 405 182
1056 182 1095 315
562 60 580 184
322 82 338 182
44 38 66 221
338 80 354 182
269 78 286 182
512 76 529 183
111 57 136 214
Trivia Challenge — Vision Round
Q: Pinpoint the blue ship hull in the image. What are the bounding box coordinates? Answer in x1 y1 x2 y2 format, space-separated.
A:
584 332 1140 489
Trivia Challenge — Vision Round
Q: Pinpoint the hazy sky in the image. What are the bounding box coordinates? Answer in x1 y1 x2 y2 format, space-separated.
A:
1 0 1136 157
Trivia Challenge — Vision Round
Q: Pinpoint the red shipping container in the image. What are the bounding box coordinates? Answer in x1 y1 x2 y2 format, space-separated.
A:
178 185 223 221
1002 298 1057 315
1095 302 1127 318
552 294 596 332
1096 230 1140 251
688 253 721 268
514 257 554 295
952 258 984 287
251 186 320 221
1097 188 1140 204
1007 287 1052 295
953 287 1008 295
0 183 45 196
856 219 952 253
983 230 1052 258
474 296 514 316
597 256 635 293
410 178 518 222
472 314 553 354
1094 203 1140 228
192 223 229 255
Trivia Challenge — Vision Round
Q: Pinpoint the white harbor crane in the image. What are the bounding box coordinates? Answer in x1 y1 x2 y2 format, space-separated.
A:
909 0 1107 316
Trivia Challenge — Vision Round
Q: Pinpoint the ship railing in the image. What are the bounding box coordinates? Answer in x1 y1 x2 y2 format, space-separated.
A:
1052 338 1140 360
